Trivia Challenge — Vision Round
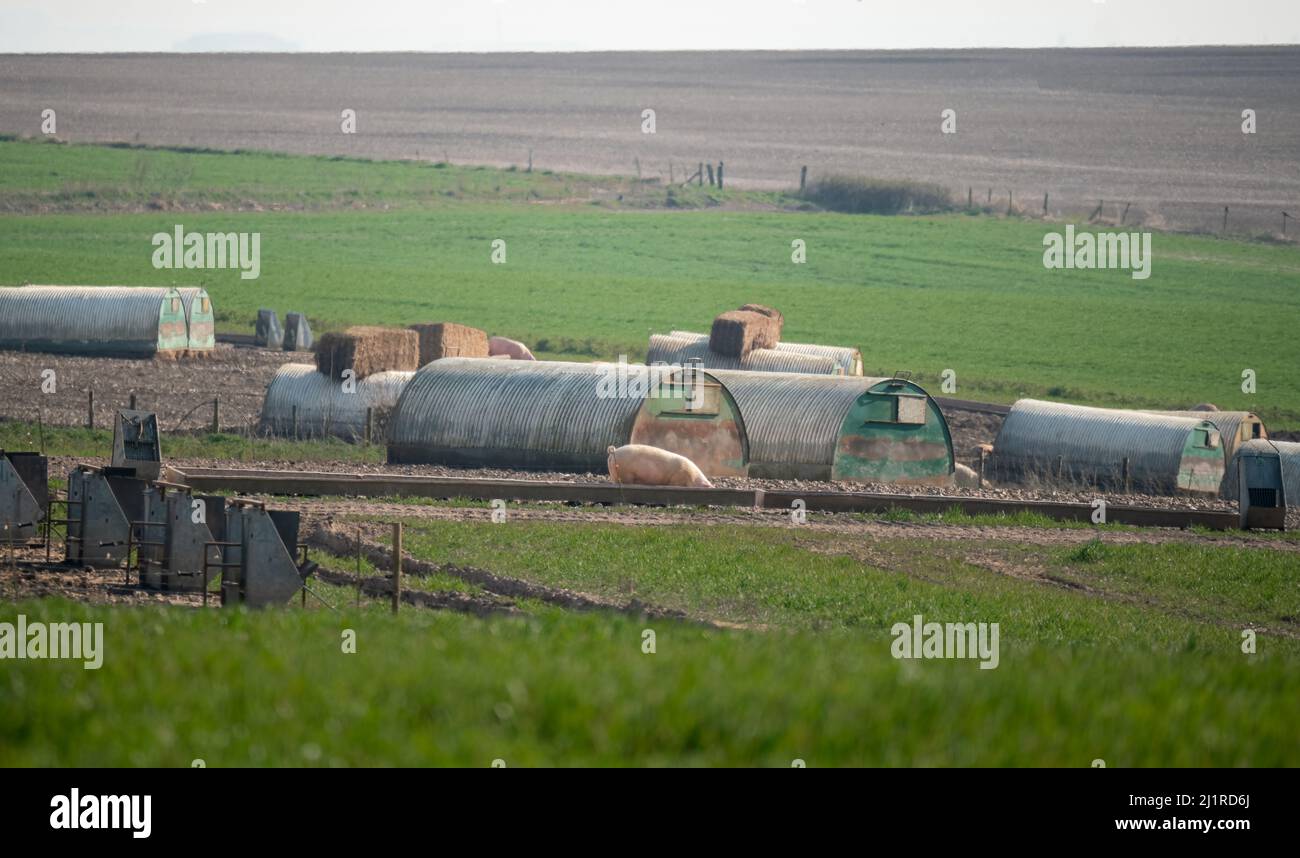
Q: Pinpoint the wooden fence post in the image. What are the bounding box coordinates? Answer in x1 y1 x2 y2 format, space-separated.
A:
211 397 220 434
799 165 807 193
717 162 724 189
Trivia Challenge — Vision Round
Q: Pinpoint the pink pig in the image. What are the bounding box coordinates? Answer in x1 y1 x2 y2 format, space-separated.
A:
607 444 713 488
489 336 536 361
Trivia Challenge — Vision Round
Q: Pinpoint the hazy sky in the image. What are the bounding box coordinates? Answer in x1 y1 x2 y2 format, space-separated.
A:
2 0 1297 53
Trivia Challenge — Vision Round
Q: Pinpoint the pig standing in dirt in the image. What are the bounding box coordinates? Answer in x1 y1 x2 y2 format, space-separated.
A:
489 336 536 361
607 444 713 488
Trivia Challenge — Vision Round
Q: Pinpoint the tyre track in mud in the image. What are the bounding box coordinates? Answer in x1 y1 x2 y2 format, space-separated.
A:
305 521 762 630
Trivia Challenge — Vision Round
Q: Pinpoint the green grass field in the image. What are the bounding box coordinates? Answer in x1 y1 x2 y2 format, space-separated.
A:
3 139 1299 767
1 139 1297 427
3 522 1297 766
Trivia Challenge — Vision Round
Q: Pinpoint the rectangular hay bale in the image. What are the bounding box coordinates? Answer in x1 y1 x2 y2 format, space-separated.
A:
709 310 780 358
737 303 784 338
409 322 490 364
315 326 419 380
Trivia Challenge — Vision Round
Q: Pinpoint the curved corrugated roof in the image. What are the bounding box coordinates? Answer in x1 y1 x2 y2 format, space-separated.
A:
667 330 862 376
388 358 683 469
704 369 895 466
994 399 1221 491
0 285 183 354
648 333 841 375
260 363 413 440
1145 410 1266 496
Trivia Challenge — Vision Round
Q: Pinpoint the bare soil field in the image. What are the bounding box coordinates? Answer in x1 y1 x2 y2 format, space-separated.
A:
1 48 1297 234
0 343 305 431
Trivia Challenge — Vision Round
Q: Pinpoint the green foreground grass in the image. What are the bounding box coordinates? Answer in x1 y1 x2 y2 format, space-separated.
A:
1 140 1297 426
3 520 1297 766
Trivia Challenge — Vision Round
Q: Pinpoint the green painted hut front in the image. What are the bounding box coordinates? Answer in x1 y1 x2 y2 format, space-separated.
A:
707 369 954 484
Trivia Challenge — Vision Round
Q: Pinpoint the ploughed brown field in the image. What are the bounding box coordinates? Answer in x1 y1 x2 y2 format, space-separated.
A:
0 47 1296 233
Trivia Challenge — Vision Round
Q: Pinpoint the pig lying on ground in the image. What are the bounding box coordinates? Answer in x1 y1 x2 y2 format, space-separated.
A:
489 336 536 360
607 444 713 488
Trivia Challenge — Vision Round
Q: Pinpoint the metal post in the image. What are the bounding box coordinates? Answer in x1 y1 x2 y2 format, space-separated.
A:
717 161 724 189
212 397 220 434
977 448 986 489
1122 457 1131 494
967 187 972 209
365 407 374 445
87 389 94 430
356 526 363 607
1043 192 1048 214
1223 206 1229 233
799 165 807 193
391 522 402 614
698 163 703 187
292 405 299 441
129 392 136 410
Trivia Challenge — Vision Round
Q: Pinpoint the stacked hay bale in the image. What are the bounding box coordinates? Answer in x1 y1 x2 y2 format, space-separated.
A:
315 326 419 379
709 307 782 358
409 322 490 365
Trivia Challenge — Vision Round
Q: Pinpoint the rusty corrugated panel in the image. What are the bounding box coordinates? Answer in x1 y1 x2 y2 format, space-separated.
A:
648 333 841 375
993 399 1225 494
667 330 863 376
0 285 189 356
260 363 413 441
705 369 953 483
